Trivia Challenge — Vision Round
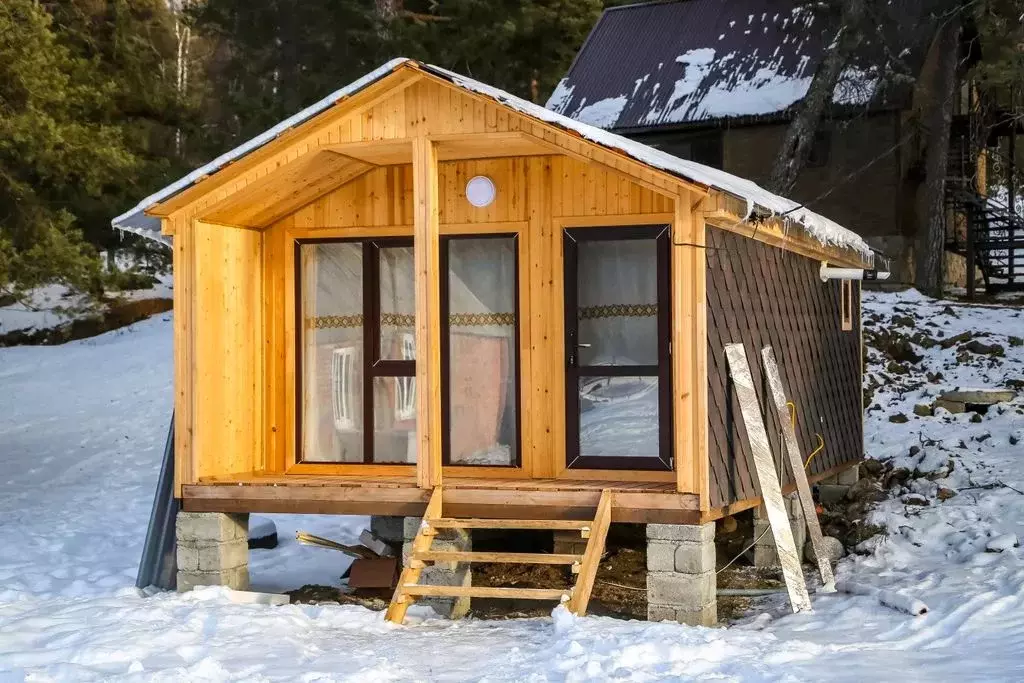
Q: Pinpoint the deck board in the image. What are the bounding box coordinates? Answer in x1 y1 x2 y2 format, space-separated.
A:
185 474 695 522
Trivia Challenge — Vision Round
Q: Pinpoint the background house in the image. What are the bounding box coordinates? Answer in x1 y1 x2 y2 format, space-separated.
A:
547 0 1023 291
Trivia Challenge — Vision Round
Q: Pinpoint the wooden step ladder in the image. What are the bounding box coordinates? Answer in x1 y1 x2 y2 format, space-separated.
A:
384 486 613 624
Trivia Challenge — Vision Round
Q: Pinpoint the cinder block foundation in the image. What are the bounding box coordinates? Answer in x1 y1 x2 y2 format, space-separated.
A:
553 529 589 556
646 522 716 626
176 511 249 592
753 494 806 567
402 517 472 618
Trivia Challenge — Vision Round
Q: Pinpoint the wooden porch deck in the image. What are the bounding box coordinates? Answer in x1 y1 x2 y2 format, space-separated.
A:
183 475 700 523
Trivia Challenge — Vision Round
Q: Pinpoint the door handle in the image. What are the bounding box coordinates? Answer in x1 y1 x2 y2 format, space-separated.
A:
577 342 592 348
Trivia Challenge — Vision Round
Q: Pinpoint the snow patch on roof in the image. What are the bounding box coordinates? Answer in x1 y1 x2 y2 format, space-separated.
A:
545 78 575 113
573 96 629 129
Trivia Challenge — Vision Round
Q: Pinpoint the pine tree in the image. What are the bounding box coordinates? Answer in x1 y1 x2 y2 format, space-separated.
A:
0 0 140 303
47 0 189 265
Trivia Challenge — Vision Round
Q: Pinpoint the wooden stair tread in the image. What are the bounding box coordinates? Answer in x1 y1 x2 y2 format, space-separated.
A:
386 487 613 624
412 550 582 565
430 518 591 530
402 585 570 600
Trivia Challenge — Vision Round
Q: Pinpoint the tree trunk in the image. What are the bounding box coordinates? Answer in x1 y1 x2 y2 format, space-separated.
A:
767 0 867 195
915 14 962 296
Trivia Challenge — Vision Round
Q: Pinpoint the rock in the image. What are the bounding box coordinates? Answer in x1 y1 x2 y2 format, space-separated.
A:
939 331 972 349
960 340 1005 357
902 493 930 506
940 389 1016 405
817 484 851 505
889 413 909 424
971 413 984 423
248 516 278 550
847 478 887 503
985 534 1019 553
1009 336 1023 347
861 459 885 477
934 399 966 414
913 403 933 417
806 536 845 565
937 487 957 501
884 467 912 489
908 445 921 457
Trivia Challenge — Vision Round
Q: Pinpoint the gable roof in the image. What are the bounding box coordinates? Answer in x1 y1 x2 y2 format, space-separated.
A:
546 0 940 132
112 58 871 258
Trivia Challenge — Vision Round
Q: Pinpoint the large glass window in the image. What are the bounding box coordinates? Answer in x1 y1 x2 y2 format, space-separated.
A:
299 238 416 464
300 243 364 463
442 235 519 467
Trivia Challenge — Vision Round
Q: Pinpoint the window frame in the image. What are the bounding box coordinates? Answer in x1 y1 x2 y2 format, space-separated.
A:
439 233 522 468
295 236 416 465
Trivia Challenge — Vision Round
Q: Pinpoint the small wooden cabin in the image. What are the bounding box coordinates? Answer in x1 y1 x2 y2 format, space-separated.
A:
115 60 869 614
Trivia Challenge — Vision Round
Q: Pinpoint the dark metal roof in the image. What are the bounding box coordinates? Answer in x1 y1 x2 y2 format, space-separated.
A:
547 0 941 131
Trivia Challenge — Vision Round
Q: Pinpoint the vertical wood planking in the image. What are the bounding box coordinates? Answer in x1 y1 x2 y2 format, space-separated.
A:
412 137 442 488
526 157 558 478
191 221 264 481
672 194 709 506
171 215 193 496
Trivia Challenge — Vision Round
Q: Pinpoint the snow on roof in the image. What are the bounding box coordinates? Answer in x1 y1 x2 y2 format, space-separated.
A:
113 58 871 259
547 0 938 130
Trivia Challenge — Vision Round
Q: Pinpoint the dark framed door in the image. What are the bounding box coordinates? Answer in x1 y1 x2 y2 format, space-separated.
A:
564 225 672 471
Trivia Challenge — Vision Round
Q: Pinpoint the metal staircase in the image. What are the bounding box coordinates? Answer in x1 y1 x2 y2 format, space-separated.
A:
946 189 1024 292
946 129 1024 294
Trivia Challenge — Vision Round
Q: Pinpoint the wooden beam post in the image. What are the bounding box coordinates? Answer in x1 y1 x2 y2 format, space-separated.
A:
413 137 442 488
672 192 710 509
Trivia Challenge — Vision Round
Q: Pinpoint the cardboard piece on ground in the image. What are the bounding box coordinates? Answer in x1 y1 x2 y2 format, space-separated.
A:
724 343 812 613
761 345 836 592
349 557 399 589
226 589 290 606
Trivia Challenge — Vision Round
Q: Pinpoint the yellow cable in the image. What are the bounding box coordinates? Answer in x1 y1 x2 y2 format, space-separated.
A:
804 434 825 470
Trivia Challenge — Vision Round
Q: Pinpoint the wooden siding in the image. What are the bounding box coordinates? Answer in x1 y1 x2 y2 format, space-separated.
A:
190 222 263 482
256 154 678 484
705 227 862 507
163 63 865 511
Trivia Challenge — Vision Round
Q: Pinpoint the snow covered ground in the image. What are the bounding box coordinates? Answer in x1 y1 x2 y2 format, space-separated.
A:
2 291 1024 681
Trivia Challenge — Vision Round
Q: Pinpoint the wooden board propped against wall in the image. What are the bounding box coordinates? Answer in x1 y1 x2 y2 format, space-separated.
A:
761 346 836 592
724 343 811 613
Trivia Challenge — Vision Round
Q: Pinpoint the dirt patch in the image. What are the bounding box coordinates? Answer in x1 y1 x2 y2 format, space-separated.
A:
287 584 390 610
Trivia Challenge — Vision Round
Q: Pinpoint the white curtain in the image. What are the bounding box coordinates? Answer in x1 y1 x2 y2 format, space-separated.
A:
447 237 517 466
301 243 364 463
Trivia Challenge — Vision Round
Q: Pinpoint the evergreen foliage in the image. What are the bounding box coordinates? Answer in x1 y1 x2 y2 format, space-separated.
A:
3 0 1024 304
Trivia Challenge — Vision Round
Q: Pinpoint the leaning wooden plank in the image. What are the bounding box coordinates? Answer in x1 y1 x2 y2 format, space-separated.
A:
413 551 582 565
565 489 613 616
761 346 836 592
724 344 811 613
385 487 443 624
403 585 569 600
430 518 590 531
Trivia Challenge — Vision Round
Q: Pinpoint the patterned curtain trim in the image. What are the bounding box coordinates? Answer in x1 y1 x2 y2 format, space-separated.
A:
311 312 515 329
578 303 658 320
450 312 515 327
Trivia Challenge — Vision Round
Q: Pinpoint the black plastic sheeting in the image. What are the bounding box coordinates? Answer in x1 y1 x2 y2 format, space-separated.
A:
136 415 178 591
